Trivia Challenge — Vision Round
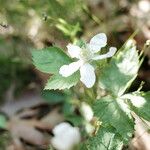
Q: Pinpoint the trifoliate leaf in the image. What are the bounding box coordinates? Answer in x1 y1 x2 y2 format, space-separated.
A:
85 125 123 150
0 114 7 129
99 45 139 96
45 72 79 90
93 96 134 143
125 91 150 121
32 47 71 74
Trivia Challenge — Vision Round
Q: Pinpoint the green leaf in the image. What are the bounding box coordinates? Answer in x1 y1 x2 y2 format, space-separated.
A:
65 115 83 126
85 125 123 150
99 46 139 96
32 47 71 74
93 96 134 143
42 90 66 104
45 72 80 90
0 114 7 129
32 47 79 90
125 91 150 121
32 46 80 90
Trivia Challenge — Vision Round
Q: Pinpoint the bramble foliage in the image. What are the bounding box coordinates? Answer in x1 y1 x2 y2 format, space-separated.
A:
32 37 150 149
85 125 123 150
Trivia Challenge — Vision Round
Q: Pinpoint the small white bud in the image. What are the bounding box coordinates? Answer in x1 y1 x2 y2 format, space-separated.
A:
51 122 81 150
81 102 94 122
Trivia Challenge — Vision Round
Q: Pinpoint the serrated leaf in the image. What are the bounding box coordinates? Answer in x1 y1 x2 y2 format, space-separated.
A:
93 96 134 143
125 91 150 121
99 46 139 96
32 47 71 74
85 125 123 150
45 72 79 90
32 46 80 90
0 114 7 129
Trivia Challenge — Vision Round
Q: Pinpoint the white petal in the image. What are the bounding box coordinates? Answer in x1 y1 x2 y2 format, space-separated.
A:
59 61 81 77
89 33 107 53
92 47 117 60
80 63 96 88
107 47 117 57
67 44 81 58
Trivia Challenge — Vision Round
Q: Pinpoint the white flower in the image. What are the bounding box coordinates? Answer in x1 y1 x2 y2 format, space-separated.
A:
81 102 94 122
51 122 81 150
59 33 117 88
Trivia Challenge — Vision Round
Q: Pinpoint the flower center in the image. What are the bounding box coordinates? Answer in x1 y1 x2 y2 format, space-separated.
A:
80 49 93 62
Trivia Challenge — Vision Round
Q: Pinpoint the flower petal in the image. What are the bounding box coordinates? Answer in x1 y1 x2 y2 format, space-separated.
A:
89 33 107 53
80 63 96 88
67 44 81 58
92 47 117 60
107 47 117 57
59 61 81 77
